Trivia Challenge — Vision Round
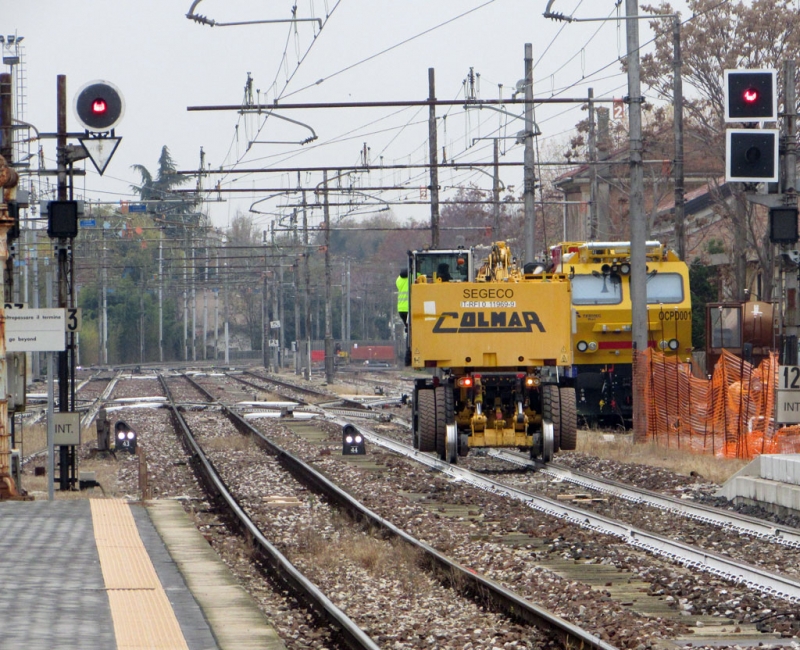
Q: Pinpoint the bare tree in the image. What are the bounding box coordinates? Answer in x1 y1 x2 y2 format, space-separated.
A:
640 0 800 300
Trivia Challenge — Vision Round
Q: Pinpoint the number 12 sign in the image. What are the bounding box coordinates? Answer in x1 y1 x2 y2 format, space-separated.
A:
777 365 800 424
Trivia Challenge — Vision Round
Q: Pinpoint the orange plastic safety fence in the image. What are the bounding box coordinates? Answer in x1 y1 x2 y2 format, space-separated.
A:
644 349 800 460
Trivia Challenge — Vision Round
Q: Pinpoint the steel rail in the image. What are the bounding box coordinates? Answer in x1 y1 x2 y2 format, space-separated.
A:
81 372 122 429
239 371 369 410
388 417 800 550
352 424 800 604
187 400 615 645
491 452 800 550
187 372 616 649
160 374 381 650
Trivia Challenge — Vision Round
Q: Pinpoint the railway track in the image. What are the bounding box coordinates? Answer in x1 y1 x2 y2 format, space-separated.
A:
160 374 384 650
495 452 800 549
357 424 800 603
241 369 373 410
173 372 616 649
32 369 796 645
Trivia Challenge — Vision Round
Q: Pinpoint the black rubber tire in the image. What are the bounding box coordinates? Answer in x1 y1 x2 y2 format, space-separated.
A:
541 384 561 453
559 386 578 451
434 385 454 461
418 390 436 452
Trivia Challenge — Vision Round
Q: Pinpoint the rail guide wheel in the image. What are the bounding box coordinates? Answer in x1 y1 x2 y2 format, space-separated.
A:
445 423 458 464
538 420 555 463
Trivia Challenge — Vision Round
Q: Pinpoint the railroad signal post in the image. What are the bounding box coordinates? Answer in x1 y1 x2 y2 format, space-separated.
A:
728 63 800 366
50 75 124 491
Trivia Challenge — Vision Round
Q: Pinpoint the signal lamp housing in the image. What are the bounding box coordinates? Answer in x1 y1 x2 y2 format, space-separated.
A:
74 80 125 131
342 423 366 455
724 69 777 122
114 420 137 453
47 201 79 239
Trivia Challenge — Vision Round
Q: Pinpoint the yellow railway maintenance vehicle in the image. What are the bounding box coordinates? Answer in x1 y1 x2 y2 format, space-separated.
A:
549 240 692 426
406 242 576 464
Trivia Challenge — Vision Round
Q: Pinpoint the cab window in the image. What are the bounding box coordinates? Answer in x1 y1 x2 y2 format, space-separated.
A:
571 273 622 305
646 272 683 304
414 253 470 282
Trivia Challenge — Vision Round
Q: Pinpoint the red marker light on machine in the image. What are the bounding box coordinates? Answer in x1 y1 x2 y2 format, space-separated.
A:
743 88 759 103
457 376 473 388
92 98 108 115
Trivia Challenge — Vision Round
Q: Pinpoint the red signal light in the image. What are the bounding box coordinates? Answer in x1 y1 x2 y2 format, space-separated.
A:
743 88 758 104
92 98 108 114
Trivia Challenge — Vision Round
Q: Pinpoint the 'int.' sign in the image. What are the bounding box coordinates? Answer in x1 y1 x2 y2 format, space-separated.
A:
53 412 81 445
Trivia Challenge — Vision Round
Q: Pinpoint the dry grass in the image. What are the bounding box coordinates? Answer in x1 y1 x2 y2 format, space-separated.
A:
201 434 255 452
14 421 49 457
300 514 427 592
576 429 749 484
325 382 360 395
20 452 126 499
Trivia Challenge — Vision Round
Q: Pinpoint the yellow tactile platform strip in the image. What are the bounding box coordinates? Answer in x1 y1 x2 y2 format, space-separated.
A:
90 499 190 650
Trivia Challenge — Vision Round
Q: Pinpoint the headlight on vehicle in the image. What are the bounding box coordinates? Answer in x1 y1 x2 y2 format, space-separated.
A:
577 340 589 352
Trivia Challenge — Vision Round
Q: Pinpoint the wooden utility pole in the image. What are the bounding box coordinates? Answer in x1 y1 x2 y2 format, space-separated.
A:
523 44 536 263
588 88 598 240
428 68 440 247
302 191 311 381
673 17 686 260
625 0 649 444
322 171 334 383
493 139 501 238
782 61 798 362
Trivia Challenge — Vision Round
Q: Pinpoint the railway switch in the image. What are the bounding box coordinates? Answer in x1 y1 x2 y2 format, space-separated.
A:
342 423 366 456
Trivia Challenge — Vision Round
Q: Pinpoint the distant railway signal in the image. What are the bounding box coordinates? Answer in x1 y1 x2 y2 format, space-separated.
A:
114 421 137 454
724 70 776 122
74 80 125 131
342 424 366 455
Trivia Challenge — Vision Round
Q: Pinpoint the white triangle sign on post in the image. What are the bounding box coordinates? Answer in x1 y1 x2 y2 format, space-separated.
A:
78 136 122 176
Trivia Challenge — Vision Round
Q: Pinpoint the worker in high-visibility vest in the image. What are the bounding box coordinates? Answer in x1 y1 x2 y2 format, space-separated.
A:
396 268 409 332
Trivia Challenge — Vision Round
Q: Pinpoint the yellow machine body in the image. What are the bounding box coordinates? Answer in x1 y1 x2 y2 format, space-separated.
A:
550 240 692 423
409 279 573 370
407 242 575 460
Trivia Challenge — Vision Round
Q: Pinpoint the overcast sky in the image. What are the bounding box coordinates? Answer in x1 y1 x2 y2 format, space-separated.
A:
3 0 691 231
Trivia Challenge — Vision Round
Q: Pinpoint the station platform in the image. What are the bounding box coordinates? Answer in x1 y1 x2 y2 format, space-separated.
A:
717 453 800 516
0 498 286 650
